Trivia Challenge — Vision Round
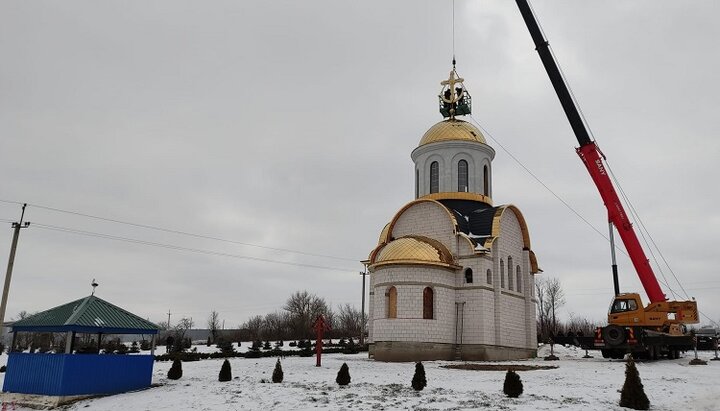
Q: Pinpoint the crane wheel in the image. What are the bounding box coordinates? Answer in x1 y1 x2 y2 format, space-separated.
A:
602 325 626 346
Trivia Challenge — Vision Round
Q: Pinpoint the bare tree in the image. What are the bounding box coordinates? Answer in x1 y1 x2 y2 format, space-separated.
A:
173 317 194 344
337 304 364 339
262 311 291 341
242 315 263 341
546 277 565 335
284 290 330 339
208 310 221 343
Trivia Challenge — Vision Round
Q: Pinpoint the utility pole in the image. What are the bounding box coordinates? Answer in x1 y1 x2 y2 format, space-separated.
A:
0 204 31 344
167 309 171 329
359 265 368 345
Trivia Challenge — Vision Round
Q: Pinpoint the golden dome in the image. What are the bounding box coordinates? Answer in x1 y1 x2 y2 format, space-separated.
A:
370 235 457 268
418 119 486 146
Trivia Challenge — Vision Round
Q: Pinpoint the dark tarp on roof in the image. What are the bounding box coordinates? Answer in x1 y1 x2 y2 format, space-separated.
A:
438 199 497 237
11 295 160 334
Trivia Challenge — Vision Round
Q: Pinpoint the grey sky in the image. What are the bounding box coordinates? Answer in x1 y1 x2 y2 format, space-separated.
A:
1 1 718 328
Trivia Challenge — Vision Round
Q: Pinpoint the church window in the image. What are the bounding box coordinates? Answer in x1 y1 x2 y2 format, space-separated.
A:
458 160 468 192
516 266 522 293
486 269 492 285
464 268 473 284
507 256 513 290
483 165 489 196
415 169 419 198
500 259 505 288
430 162 439 193
423 287 434 319
386 286 397 319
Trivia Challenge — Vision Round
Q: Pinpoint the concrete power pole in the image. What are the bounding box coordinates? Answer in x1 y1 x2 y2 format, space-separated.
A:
0 204 31 345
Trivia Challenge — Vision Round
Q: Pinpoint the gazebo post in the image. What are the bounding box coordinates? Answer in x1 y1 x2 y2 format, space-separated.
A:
150 334 156 356
65 331 74 354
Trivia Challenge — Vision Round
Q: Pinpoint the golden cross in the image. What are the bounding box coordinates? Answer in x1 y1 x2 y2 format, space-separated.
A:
440 70 464 104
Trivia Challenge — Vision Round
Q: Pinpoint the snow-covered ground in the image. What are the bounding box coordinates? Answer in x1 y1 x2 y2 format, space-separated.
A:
1 345 718 410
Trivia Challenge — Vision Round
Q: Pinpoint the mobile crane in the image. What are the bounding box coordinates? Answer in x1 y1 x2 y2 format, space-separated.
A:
515 0 699 359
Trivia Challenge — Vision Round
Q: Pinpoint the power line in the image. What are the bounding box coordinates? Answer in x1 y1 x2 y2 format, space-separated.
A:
31 222 358 273
0 199 357 262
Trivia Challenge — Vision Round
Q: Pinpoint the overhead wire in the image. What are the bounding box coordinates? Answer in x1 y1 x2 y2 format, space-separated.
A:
0 199 357 262
31 222 358 273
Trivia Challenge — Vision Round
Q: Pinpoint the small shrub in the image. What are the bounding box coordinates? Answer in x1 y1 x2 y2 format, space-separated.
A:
411 362 427 391
129 341 140 354
263 340 272 350
336 363 351 386
272 359 284 383
503 370 523 398
289 341 297 347
620 357 649 410
140 340 151 351
117 344 128 354
219 359 232 382
167 359 183 380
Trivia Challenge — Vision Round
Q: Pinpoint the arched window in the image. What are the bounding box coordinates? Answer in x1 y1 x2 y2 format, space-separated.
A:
415 169 419 198
500 259 505 288
483 165 489 196
507 256 513 290
423 287 434 319
430 162 439 194
386 286 397 319
464 268 473 284
458 160 468 192
486 269 492 285
516 266 522 293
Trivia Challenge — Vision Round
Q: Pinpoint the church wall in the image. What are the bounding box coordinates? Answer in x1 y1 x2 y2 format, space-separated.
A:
496 209 535 349
411 141 494 198
370 265 456 345
392 202 457 254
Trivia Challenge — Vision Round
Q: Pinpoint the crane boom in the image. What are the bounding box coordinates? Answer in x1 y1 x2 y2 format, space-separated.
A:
515 0 666 303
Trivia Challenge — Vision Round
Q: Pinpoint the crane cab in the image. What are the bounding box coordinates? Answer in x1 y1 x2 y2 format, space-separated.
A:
608 293 698 331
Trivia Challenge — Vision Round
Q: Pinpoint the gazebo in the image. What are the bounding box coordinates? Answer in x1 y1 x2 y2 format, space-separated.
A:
2 295 159 405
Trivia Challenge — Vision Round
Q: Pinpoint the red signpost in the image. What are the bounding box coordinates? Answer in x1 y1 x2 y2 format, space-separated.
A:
312 314 331 367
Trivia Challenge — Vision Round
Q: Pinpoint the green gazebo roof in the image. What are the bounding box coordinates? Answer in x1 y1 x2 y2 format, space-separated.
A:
11 295 159 334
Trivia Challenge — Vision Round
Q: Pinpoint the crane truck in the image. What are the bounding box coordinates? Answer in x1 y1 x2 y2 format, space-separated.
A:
515 0 699 360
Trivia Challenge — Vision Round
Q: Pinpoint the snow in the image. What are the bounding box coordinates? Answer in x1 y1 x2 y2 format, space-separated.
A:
1 344 718 410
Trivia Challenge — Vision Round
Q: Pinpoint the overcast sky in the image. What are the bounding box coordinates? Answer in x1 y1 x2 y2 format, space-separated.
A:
1 1 718 329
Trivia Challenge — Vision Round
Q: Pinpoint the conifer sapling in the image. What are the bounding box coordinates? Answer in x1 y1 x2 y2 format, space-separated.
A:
218 359 232 382
336 362 351 386
503 370 523 398
272 358 284 383
167 359 183 380
619 357 650 410
411 362 427 391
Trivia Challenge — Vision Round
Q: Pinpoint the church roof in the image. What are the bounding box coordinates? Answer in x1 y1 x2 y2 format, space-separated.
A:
370 235 458 269
418 119 486 147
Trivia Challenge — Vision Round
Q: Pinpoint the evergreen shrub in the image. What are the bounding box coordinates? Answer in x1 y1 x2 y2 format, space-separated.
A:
336 363 351 386
167 359 183 380
411 362 427 391
620 358 650 410
219 359 232 382
272 359 284 383
503 370 523 398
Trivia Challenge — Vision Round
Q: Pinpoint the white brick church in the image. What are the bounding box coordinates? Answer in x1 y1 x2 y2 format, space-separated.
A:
366 67 541 361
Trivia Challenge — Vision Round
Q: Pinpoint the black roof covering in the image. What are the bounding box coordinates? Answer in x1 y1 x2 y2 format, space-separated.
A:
438 199 497 238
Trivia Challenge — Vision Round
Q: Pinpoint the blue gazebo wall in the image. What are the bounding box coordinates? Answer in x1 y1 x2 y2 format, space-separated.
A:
3 353 154 396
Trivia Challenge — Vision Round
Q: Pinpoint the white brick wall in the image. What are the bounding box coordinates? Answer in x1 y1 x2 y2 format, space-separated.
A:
367 202 538 351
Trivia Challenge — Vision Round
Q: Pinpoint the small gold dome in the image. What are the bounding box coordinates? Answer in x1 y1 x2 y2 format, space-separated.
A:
418 119 486 147
371 235 456 268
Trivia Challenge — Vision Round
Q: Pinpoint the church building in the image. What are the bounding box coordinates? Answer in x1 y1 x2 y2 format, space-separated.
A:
366 65 541 361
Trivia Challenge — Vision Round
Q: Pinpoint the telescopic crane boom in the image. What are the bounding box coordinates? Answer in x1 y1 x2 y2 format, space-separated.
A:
515 0 665 303
514 1 699 360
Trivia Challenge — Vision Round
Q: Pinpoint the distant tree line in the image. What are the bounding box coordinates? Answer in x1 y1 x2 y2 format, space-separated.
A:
239 290 366 342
